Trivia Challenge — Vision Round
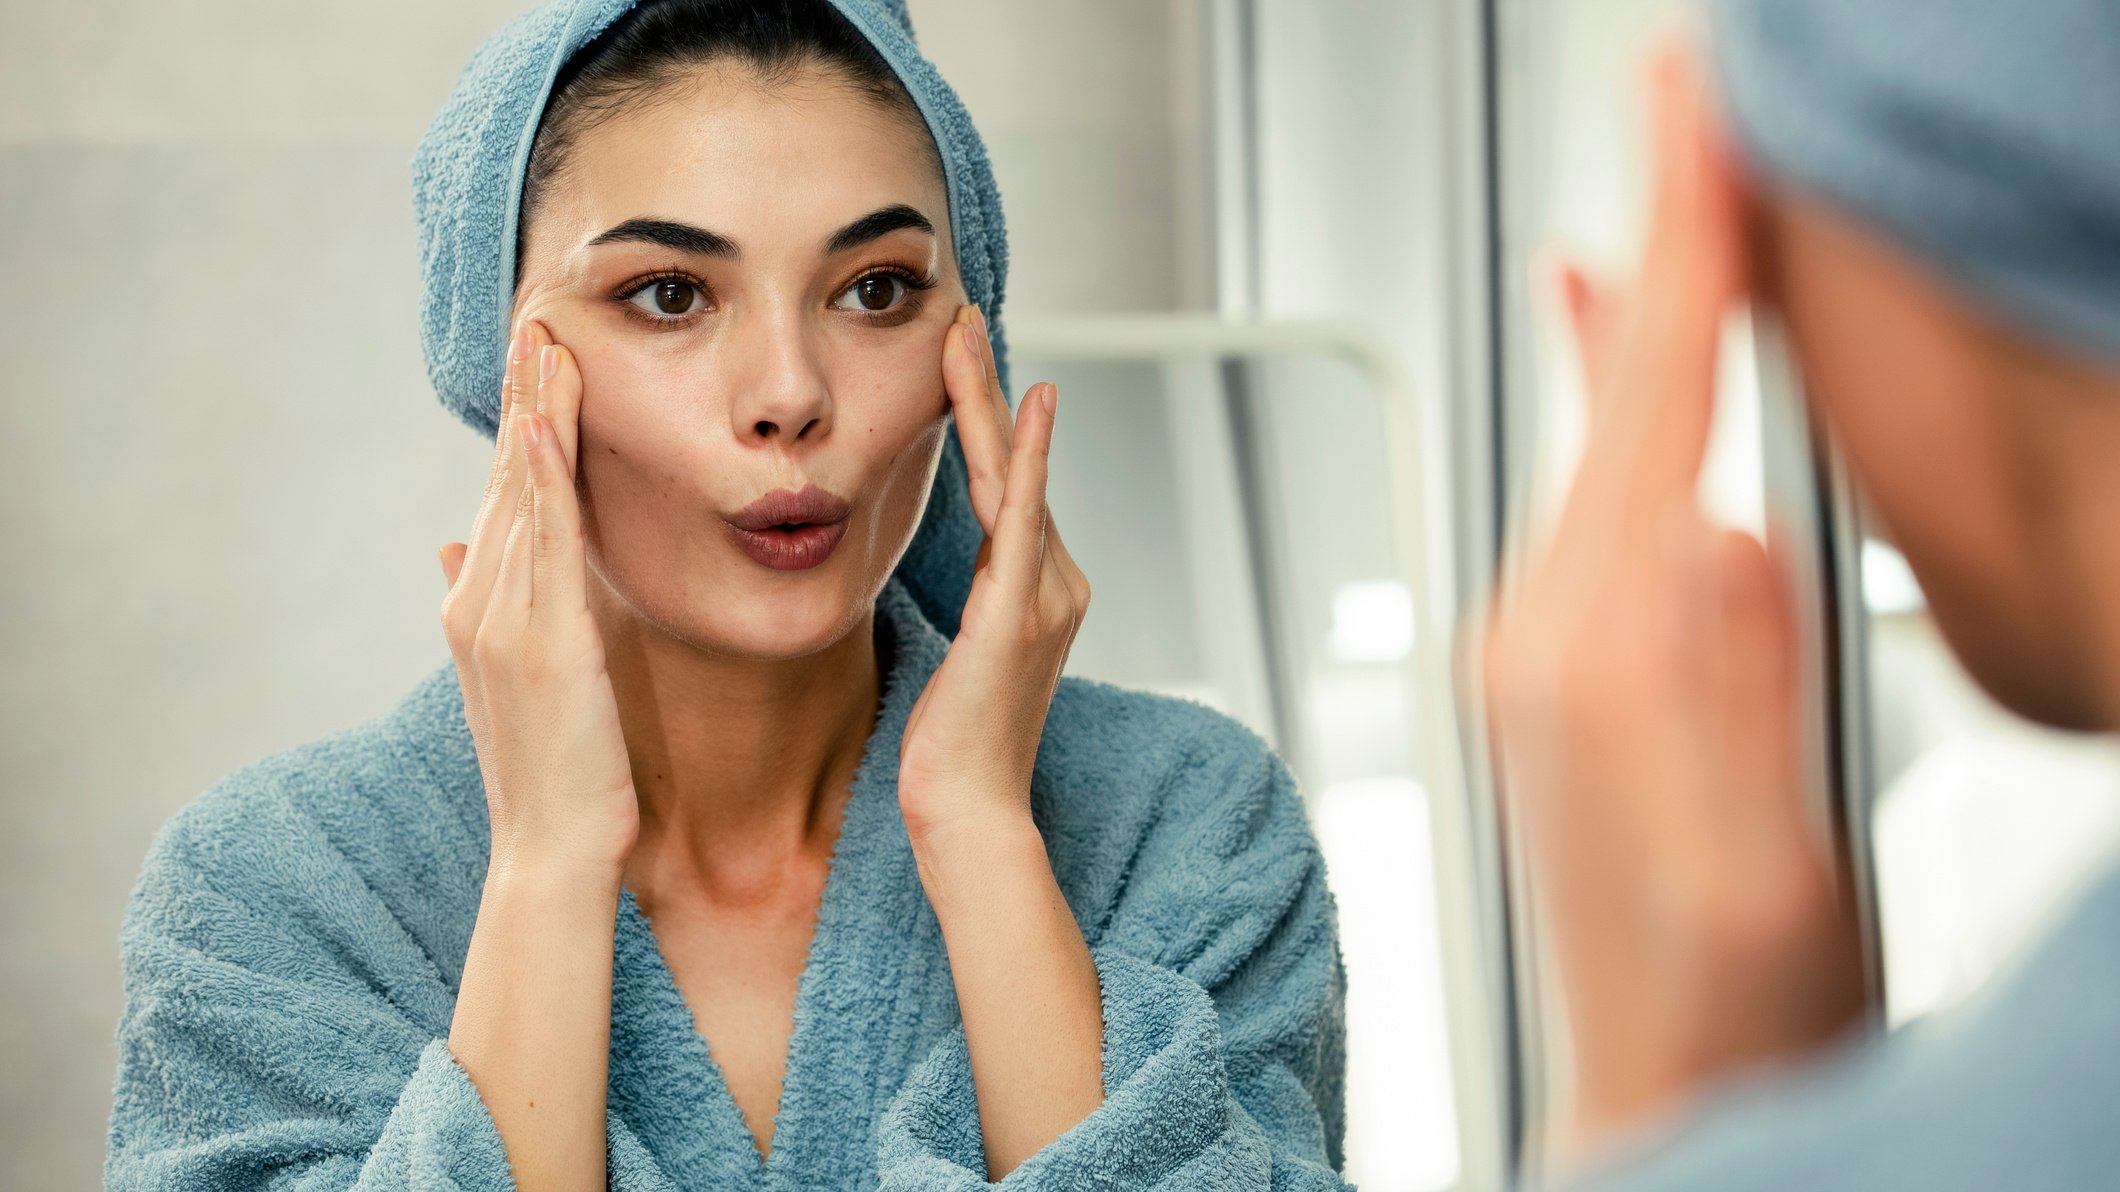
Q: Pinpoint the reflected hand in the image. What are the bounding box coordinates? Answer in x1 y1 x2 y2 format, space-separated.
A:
898 304 1091 848
1481 44 1866 1161
438 319 638 877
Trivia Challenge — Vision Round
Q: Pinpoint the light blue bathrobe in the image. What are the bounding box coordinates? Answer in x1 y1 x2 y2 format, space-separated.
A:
103 1 1351 1188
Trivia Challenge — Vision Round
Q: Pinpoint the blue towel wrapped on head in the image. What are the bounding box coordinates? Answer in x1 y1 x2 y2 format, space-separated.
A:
103 1 1352 1187
1712 0 2120 364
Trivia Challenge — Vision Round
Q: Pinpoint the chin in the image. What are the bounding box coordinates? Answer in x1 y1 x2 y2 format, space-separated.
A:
1925 591 2111 734
588 538 885 664
699 573 877 661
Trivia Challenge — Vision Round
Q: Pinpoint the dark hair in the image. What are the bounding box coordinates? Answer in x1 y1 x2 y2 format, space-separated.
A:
515 0 940 287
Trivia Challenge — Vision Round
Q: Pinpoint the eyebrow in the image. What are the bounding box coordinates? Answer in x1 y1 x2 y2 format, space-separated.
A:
585 217 737 258
582 204 934 261
823 203 934 254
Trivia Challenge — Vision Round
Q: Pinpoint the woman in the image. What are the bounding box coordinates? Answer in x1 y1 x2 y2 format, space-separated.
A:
1487 0 2120 1188
103 1 1350 1188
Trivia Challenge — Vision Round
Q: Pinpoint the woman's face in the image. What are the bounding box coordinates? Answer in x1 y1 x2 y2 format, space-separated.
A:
510 62 961 661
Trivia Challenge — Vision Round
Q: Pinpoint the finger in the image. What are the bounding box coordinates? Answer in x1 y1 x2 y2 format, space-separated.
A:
536 341 584 478
1612 42 1740 512
1572 42 1740 531
489 319 536 494
944 307 1010 532
492 415 539 614
1559 260 1625 415
458 321 548 618
525 406 588 617
438 542 467 589
989 381 1057 593
969 304 1016 442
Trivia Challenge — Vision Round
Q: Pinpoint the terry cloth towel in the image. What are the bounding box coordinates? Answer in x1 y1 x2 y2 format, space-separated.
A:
1711 0 2120 365
104 1 1353 1188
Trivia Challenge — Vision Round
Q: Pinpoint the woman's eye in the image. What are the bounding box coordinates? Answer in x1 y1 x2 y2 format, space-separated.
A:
834 272 908 313
626 278 705 318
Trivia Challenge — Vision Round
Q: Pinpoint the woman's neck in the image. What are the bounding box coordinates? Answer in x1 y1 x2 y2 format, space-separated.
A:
590 582 884 901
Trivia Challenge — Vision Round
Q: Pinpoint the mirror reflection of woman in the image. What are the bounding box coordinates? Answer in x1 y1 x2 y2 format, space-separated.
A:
105 2 1351 1188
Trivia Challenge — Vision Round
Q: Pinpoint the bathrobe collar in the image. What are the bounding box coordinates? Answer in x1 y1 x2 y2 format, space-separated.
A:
598 578 952 1184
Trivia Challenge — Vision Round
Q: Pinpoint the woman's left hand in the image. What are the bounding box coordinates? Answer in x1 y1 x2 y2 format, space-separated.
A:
897 303 1091 848
898 304 1105 1180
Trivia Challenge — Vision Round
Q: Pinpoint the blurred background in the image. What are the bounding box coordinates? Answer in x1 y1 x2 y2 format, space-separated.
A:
6 1 2118 1188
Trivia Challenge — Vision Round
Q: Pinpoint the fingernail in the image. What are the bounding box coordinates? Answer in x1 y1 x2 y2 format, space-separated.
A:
539 343 558 382
1043 382 1058 416
519 413 543 451
512 322 532 362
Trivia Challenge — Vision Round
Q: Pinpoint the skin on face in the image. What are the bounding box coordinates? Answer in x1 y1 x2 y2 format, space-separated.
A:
509 61 961 663
1753 187 2120 731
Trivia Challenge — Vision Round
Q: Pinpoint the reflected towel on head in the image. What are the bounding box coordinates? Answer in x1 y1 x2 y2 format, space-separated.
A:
1711 0 2120 362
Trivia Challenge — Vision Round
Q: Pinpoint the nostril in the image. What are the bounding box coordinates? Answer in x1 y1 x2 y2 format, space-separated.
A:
754 419 777 438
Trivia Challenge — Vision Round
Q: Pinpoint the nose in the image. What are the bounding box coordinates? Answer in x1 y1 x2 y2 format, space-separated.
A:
729 308 833 446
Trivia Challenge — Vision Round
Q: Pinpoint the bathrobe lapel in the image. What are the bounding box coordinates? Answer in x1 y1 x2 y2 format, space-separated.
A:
603 581 960 1188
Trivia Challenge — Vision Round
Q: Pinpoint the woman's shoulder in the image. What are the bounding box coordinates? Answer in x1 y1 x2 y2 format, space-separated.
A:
125 660 487 956
1040 674 1290 790
1033 675 1320 882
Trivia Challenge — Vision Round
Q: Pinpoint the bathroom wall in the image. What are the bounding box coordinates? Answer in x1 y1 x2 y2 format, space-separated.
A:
0 2 1200 1182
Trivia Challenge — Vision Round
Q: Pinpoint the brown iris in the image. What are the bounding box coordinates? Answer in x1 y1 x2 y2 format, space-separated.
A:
853 274 897 310
652 280 694 314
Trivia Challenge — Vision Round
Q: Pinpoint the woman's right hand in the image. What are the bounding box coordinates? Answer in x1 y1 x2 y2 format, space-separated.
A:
438 319 639 877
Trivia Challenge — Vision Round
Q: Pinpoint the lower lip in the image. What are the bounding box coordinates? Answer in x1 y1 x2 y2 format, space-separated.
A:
722 520 850 570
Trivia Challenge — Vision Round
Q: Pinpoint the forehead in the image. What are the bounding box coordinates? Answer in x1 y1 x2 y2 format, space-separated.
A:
548 63 950 254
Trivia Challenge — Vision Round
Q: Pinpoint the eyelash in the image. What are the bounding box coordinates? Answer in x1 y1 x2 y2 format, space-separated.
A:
611 263 938 330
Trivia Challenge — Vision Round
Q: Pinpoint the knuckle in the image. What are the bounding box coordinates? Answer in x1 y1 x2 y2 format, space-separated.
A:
1035 587 1075 637
439 595 476 647
469 621 516 671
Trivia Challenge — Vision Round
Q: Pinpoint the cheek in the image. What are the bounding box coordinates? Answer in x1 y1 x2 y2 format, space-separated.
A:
828 334 951 543
837 327 952 436
1775 231 2015 572
1804 328 2023 608
1788 281 2093 722
571 347 721 539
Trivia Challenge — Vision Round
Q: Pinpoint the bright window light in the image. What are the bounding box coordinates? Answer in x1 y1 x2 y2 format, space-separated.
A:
1329 579 1417 663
